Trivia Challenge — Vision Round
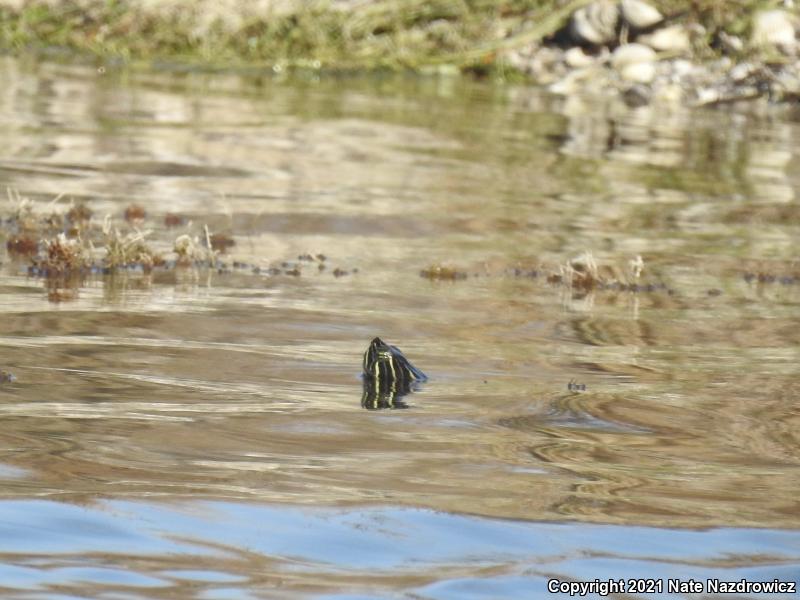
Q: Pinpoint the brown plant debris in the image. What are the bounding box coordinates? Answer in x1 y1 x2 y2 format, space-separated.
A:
417 253 664 293
208 233 235 251
6 235 38 255
173 232 216 266
164 213 185 227
556 252 650 292
124 204 146 222
66 203 92 223
46 285 80 303
420 265 468 280
567 379 586 391
30 233 91 277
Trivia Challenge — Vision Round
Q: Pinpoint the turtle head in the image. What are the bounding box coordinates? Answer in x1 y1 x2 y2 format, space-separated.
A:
362 337 427 384
363 337 394 377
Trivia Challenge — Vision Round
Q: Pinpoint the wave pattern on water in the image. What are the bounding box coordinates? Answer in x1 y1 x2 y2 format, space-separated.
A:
1 57 800 596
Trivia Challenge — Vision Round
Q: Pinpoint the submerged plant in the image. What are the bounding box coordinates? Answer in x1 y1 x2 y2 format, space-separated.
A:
420 264 468 280
123 204 146 222
6 188 39 233
6 235 39 255
102 216 162 271
31 233 91 277
208 232 235 252
560 252 647 291
4 188 87 239
564 251 600 291
173 226 217 266
66 201 93 225
164 213 185 228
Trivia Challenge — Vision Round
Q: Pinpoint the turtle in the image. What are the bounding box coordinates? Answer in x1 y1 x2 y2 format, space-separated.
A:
361 337 427 410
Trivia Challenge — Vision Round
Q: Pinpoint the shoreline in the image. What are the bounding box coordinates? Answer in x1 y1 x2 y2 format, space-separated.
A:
1 0 799 108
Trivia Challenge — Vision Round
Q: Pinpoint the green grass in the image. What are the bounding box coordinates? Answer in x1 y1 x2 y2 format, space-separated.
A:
0 0 791 73
0 0 584 72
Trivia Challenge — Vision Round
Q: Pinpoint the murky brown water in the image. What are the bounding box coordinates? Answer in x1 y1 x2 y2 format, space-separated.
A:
1 56 799 598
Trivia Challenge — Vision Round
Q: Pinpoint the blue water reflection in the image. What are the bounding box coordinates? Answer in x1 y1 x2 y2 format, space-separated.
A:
0 500 797 598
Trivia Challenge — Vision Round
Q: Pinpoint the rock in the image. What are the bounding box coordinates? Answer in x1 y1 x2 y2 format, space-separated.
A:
612 43 657 83
548 68 590 95
620 0 663 30
504 49 530 72
717 31 743 55
774 70 800 100
569 0 619 46
693 87 721 107
622 84 652 107
751 10 797 55
670 59 693 78
639 24 690 53
729 62 757 83
528 47 567 83
549 62 611 96
620 62 656 83
653 82 683 106
564 47 594 68
612 43 657 66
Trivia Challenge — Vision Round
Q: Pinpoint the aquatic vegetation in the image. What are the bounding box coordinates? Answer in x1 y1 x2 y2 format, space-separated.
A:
333 267 354 278
3 190 93 242
555 252 650 292
0 193 605 305
418 252 663 295
66 202 92 224
739 259 800 287
31 233 91 277
123 204 146 222
563 251 601 291
567 379 586 391
102 219 163 271
164 213 185 228
173 226 234 267
173 233 209 266
295 253 328 272
5 189 59 234
420 264 469 281
2 195 667 300
45 284 80 303
5 235 38 255
743 272 800 285
208 232 235 252
629 255 645 279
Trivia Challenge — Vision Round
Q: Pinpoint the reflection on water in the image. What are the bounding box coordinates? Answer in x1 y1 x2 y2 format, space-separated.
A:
361 379 413 410
1 56 800 596
0 500 798 598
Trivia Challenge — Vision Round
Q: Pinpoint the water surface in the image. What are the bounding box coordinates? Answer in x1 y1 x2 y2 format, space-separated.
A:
1 56 799 598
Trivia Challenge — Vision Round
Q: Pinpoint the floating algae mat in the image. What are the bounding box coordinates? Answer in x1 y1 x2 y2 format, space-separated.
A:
0 58 799 597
